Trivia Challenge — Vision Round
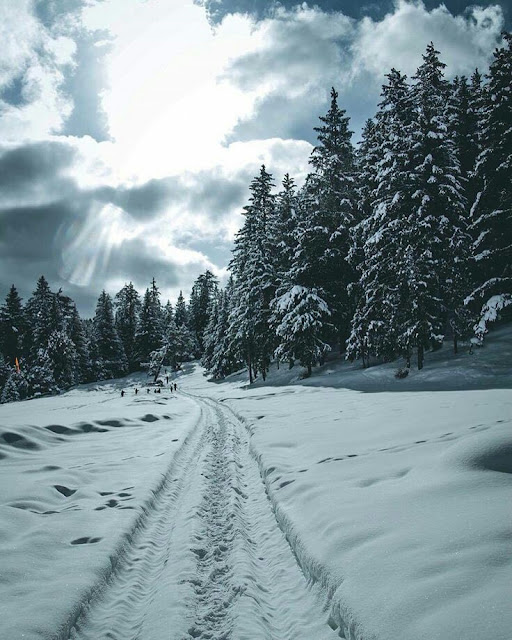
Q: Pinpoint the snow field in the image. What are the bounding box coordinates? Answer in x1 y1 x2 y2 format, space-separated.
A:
182 365 512 640
0 380 200 640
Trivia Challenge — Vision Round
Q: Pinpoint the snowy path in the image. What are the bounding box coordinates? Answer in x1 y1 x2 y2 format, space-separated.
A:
66 391 334 640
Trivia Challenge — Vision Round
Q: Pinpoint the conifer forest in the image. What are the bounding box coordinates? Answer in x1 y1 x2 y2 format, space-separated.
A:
1 36 511 402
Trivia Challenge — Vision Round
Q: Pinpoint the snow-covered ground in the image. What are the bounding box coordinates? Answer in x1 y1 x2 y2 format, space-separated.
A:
1 328 511 639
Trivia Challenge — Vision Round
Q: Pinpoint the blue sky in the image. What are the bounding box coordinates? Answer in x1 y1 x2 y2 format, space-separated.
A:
0 0 509 314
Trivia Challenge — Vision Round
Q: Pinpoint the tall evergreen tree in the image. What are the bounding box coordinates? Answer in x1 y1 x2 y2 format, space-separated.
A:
188 270 219 353
174 291 188 327
135 278 163 363
67 302 92 383
467 33 512 338
25 276 56 358
0 285 27 367
400 43 468 367
229 166 276 381
93 291 127 379
347 69 412 365
115 282 141 371
272 174 298 284
299 88 357 347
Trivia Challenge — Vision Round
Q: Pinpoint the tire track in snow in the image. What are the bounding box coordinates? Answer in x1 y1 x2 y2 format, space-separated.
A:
64 393 335 639
182 394 335 640
64 404 209 640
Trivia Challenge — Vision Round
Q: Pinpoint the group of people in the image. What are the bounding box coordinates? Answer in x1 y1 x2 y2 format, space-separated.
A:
120 381 178 398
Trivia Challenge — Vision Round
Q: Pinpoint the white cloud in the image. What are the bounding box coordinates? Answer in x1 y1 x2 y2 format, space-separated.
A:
353 0 504 80
0 0 77 140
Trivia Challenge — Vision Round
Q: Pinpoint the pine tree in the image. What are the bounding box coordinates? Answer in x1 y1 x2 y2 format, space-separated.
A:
135 278 163 363
0 285 27 367
347 69 412 365
400 43 468 368
188 271 219 353
229 165 276 381
163 300 174 326
47 330 79 388
467 32 512 339
25 276 55 357
93 291 127 379
67 303 92 383
272 285 331 377
206 278 241 379
304 87 357 347
174 291 188 327
201 293 220 373
115 282 141 371
1 371 29 403
26 348 57 397
272 174 298 284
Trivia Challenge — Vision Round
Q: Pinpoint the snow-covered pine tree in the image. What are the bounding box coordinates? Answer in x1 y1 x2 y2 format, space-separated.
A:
229 165 277 381
467 33 512 339
188 270 218 353
135 278 163 364
163 300 173 326
304 87 357 347
448 76 479 184
272 285 331 377
67 302 92 383
25 276 55 358
201 292 220 373
399 43 468 368
26 346 56 397
46 329 79 389
271 180 332 373
210 284 239 379
0 285 27 368
115 282 141 371
92 291 127 379
272 174 298 285
347 69 412 365
174 291 188 327
173 322 195 366
1 371 29 403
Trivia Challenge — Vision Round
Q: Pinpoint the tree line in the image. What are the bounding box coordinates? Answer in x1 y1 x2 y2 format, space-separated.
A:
201 36 511 380
0 271 218 403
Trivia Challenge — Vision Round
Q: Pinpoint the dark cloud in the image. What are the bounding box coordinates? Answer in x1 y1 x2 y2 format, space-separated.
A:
186 169 251 218
0 140 250 315
197 0 390 23
198 0 510 26
0 142 76 199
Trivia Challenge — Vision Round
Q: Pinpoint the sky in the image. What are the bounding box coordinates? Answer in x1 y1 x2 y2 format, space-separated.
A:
0 0 509 316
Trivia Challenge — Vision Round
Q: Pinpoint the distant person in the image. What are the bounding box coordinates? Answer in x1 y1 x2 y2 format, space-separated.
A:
135 388 138 395
121 390 125 398
174 383 177 392
166 375 169 384
147 388 150 394
157 388 161 394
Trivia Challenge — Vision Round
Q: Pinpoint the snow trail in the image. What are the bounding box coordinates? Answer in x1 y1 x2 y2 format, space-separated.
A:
65 392 334 640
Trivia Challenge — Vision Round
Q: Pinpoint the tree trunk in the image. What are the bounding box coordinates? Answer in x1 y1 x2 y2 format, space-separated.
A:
307 363 312 377
248 351 253 384
417 345 424 370
453 333 458 355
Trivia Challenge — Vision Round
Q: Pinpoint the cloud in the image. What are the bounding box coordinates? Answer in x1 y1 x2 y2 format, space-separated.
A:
0 0 77 140
0 141 77 207
353 0 505 79
221 1 505 144
0 138 285 315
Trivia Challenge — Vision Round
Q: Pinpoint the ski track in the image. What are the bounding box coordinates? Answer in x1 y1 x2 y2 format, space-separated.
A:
65 392 334 640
